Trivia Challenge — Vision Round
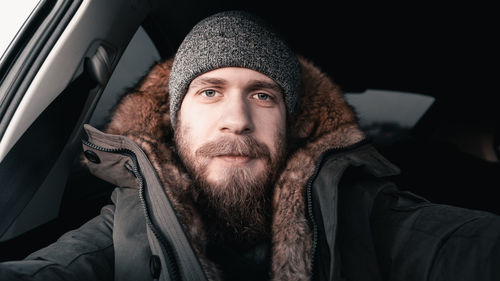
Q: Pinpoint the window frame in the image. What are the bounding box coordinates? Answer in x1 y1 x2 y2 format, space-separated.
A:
0 0 81 140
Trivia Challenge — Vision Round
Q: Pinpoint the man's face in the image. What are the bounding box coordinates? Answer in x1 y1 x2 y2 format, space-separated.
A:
174 67 287 239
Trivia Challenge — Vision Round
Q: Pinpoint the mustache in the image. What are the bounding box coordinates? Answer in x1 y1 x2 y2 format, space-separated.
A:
195 136 270 159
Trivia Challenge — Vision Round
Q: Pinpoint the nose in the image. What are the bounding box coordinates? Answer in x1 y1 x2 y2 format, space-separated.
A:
218 94 254 135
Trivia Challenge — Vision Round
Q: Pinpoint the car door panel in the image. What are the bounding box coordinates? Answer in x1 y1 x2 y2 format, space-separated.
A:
0 0 150 242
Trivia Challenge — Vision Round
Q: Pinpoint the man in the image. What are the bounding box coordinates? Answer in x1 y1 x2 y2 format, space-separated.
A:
1 10 500 281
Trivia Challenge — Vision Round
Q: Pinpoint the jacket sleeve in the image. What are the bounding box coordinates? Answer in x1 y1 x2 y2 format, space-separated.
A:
372 189 500 281
427 213 500 281
0 200 115 281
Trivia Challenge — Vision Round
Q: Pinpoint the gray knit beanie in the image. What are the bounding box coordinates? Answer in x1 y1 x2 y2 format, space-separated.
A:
169 10 301 128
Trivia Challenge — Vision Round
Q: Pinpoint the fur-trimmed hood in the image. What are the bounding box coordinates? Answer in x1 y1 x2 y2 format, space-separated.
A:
98 56 365 280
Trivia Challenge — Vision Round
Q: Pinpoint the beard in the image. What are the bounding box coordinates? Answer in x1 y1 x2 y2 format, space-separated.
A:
174 121 286 245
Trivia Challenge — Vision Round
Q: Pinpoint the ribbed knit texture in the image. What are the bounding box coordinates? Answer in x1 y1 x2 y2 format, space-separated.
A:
169 10 301 128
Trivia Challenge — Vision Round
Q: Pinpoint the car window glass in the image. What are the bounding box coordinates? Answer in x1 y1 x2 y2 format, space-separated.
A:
345 89 435 145
0 1 42 59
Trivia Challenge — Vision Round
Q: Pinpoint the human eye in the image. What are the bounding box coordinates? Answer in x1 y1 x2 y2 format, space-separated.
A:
252 92 272 101
201 89 219 97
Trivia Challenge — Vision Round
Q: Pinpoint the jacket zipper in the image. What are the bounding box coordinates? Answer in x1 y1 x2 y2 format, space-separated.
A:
82 140 182 281
305 139 369 280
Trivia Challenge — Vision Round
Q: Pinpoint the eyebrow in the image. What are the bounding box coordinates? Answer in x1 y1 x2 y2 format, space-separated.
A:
246 80 284 95
188 76 283 95
188 77 227 90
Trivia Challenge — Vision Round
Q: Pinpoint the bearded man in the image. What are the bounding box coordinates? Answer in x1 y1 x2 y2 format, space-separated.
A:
1 10 500 281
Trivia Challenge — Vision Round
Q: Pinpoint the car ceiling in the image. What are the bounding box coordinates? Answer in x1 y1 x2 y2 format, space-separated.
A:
143 1 496 122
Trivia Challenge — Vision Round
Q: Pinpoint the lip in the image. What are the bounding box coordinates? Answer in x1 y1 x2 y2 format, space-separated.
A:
215 155 253 164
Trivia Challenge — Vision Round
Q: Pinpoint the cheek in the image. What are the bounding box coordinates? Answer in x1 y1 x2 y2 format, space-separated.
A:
254 112 286 154
178 107 215 150
180 127 204 160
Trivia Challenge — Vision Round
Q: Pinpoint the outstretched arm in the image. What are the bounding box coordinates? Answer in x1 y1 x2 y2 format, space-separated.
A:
0 202 115 281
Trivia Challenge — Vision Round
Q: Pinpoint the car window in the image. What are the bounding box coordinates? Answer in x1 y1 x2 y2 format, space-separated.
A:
0 0 81 148
0 1 42 59
345 89 435 146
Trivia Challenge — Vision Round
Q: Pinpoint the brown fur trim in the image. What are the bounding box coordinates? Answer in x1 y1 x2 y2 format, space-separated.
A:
100 56 364 280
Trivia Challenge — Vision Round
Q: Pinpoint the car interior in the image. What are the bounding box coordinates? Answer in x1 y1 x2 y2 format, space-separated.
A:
0 0 497 261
